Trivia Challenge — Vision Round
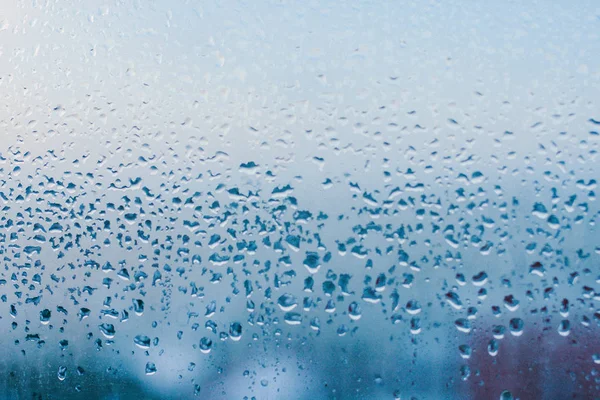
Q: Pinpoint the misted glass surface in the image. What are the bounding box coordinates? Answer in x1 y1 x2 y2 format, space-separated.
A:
1 1 599 399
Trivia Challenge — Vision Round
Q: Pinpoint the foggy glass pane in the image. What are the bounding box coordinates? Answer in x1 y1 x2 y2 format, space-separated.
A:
1 1 599 399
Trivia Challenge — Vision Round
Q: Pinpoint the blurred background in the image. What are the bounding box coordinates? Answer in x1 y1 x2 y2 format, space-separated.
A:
0 0 599 398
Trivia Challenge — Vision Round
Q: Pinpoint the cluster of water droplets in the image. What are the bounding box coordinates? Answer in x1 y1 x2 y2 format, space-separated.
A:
1 0 599 398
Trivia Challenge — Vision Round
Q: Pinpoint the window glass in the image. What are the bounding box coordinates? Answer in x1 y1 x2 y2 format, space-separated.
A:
1 1 599 398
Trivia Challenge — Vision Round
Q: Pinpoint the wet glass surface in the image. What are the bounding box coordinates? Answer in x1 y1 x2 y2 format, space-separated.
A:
0 1 599 399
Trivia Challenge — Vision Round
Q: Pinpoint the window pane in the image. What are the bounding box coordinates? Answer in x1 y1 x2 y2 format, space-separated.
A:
1 1 599 398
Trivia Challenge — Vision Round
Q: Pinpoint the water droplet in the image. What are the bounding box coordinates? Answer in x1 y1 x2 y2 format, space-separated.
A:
57 366 67 381
509 318 524 336
500 390 514 400
277 293 298 311
199 337 213 354
145 362 157 375
229 322 243 341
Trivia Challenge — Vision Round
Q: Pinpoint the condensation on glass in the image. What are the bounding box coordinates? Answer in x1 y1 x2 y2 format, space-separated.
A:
0 1 599 399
